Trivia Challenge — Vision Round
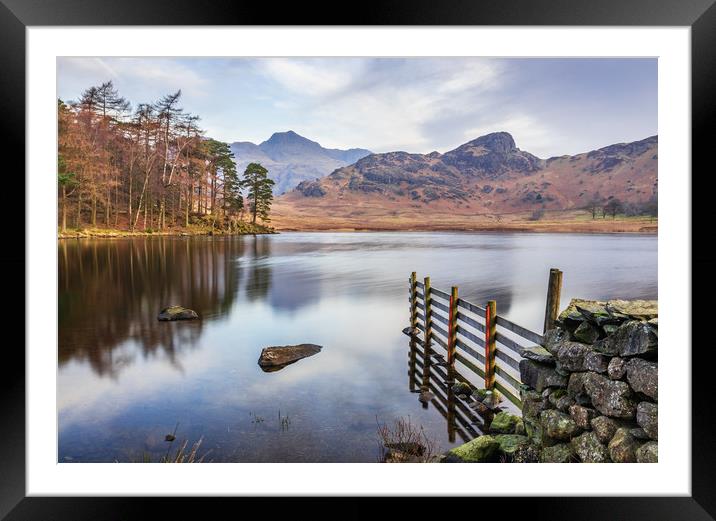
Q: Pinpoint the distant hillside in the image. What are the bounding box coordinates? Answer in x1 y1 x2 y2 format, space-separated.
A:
230 130 371 194
276 132 657 226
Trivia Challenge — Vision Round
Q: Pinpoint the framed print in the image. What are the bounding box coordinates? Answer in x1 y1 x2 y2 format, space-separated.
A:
4 0 715 518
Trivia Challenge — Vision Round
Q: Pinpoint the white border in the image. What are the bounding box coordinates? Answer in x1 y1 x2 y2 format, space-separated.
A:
27 27 690 496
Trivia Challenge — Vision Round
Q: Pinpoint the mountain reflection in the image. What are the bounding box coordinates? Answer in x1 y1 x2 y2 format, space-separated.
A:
58 236 272 377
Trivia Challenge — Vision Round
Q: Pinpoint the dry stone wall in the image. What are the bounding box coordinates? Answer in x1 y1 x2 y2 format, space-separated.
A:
519 299 658 463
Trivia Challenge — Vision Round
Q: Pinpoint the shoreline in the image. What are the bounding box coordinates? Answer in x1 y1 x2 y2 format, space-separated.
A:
57 226 276 239
272 222 658 235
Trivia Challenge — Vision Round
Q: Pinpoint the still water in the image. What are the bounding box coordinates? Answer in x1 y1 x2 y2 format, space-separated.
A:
58 232 657 462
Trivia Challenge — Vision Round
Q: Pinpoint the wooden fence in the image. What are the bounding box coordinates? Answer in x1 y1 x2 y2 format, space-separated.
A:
408 269 562 407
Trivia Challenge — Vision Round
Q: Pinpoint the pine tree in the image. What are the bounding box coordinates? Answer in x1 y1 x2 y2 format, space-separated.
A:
241 163 274 224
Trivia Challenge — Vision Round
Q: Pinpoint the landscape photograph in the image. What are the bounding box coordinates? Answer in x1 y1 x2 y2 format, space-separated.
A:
57 57 658 463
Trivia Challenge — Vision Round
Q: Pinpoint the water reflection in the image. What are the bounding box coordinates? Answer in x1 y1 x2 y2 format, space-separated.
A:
58 232 657 462
59 236 270 377
408 338 483 444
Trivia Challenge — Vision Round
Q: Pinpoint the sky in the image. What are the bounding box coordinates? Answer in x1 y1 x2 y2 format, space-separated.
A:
57 57 657 158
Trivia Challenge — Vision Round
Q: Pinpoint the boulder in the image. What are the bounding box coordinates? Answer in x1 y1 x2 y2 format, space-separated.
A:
493 434 530 457
257 344 322 369
567 372 591 405
576 303 615 326
519 345 555 364
608 320 658 357
490 412 524 434
636 402 658 439
555 342 593 372
447 435 500 462
607 357 627 380
521 389 548 421
569 404 598 430
636 441 658 463
571 431 610 462
584 351 609 374
540 409 581 441
574 321 600 343
512 443 541 463
602 324 620 336
558 299 607 325
157 305 199 321
583 372 637 418
567 372 588 395
606 300 658 321
473 388 502 404
630 428 650 440
608 428 640 462
519 359 568 393
626 358 658 401
548 389 575 412
543 327 570 355
541 443 576 463
591 416 620 444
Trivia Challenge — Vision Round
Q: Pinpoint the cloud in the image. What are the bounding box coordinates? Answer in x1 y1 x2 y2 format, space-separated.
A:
58 57 209 102
57 57 657 156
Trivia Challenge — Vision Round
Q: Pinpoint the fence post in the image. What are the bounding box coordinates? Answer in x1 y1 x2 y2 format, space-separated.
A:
447 286 458 369
423 277 432 347
484 300 497 390
409 272 418 330
543 268 563 333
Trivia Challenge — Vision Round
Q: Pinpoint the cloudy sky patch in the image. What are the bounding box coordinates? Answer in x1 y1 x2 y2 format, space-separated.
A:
58 57 656 157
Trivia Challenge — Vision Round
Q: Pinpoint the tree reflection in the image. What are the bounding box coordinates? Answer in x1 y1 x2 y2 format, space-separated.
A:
58 236 264 377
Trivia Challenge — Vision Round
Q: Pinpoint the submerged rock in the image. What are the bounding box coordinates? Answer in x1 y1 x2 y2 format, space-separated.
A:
451 381 472 395
418 391 435 403
157 305 199 321
258 344 322 370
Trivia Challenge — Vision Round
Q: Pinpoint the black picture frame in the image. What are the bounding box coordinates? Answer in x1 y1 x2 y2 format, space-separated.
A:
3 0 713 518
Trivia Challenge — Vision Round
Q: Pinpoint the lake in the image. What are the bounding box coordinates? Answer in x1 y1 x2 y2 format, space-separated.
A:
58 232 657 462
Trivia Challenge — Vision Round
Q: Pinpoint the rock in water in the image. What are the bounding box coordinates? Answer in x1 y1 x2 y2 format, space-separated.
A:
157 305 199 321
258 344 322 370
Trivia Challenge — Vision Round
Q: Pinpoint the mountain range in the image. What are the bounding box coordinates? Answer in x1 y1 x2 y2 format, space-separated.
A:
230 130 372 194
272 131 658 230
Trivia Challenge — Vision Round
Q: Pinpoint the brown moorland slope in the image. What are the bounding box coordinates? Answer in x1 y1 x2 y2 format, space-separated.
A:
272 132 657 232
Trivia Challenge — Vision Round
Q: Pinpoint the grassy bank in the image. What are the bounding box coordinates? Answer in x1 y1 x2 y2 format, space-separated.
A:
270 208 657 234
58 222 275 239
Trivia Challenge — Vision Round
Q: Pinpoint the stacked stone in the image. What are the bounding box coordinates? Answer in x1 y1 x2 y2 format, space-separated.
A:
518 299 658 463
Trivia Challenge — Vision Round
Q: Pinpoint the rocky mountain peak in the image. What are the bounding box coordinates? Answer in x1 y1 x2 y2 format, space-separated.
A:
467 131 517 153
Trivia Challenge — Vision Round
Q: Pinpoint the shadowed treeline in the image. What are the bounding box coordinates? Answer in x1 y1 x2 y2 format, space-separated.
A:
58 236 272 377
